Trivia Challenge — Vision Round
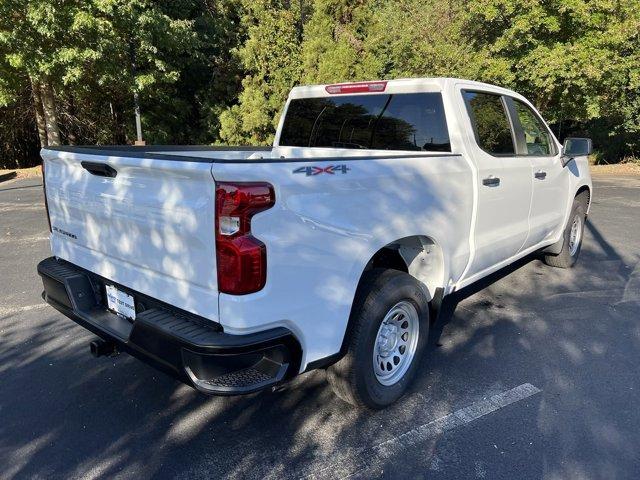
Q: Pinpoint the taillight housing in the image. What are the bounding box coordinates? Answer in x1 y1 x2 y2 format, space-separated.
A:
41 161 52 232
215 181 275 295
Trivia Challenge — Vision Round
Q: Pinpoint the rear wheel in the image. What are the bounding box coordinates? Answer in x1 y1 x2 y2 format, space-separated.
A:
327 269 429 409
544 194 588 268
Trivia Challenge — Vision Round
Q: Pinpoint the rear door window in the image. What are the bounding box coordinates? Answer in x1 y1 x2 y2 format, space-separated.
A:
279 92 451 152
463 91 515 155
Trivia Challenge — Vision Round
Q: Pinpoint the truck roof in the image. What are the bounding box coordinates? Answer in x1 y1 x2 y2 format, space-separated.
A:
288 77 520 100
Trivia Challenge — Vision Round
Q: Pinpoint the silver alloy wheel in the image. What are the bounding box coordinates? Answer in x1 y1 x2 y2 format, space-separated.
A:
568 214 583 256
373 300 420 386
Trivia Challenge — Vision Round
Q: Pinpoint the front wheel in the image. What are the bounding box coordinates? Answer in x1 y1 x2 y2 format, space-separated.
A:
327 269 429 409
544 194 587 268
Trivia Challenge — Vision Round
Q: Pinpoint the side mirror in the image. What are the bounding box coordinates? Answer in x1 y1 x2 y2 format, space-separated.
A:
561 137 592 167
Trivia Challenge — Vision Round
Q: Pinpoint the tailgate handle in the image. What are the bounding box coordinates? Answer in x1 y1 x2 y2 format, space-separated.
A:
81 161 117 178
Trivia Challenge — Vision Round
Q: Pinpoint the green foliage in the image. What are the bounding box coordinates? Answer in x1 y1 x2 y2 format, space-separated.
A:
0 0 243 166
463 0 640 158
361 0 490 81
219 0 303 145
463 0 639 119
299 0 375 83
0 0 638 166
0 87 40 169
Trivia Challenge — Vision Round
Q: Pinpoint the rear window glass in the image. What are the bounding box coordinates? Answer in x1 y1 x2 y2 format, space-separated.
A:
279 93 451 152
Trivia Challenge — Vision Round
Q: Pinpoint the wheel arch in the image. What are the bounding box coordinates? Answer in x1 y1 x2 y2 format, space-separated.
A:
306 235 447 372
543 184 592 256
360 235 446 302
336 236 445 365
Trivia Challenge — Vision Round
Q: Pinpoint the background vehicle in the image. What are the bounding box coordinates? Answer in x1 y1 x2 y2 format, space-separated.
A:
37 78 592 408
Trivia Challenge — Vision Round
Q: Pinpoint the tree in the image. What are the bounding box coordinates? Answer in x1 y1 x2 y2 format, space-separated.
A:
299 0 374 84
0 0 207 147
1 0 638 165
0 1 61 145
462 0 640 159
0 87 40 169
219 0 304 145
360 0 497 82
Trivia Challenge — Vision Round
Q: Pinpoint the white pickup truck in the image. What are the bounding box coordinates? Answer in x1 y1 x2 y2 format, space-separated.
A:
38 78 592 408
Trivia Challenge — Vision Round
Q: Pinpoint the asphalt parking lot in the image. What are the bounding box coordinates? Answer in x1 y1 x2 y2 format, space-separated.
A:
1 174 639 479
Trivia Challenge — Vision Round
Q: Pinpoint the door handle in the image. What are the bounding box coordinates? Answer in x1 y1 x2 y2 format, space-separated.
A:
534 170 547 180
81 161 117 178
482 175 500 187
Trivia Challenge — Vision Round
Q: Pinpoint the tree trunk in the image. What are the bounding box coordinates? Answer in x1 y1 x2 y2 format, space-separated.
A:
31 78 48 148
40 79 61 146
66 95 78 145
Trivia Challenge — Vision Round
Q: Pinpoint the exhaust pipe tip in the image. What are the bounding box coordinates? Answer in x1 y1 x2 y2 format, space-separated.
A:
90 338 116 358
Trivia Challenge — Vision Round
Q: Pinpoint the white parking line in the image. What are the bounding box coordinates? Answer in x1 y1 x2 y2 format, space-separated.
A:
0 303 49 317
0 233 49 245
304 383 542 479
0 203 43 213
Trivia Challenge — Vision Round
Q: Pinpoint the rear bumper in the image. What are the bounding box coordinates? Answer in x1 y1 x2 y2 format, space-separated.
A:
37 256 301 395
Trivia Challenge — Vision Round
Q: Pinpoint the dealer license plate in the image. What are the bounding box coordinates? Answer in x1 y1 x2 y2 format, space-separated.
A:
105 285 136 320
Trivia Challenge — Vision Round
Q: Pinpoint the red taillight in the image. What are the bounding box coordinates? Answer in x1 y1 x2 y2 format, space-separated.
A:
325 81 387 94
41 161 52 232
215 181 275 295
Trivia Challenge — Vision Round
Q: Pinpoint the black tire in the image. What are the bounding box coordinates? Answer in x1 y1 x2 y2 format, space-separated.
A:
543 193 588 268
327 268 430 409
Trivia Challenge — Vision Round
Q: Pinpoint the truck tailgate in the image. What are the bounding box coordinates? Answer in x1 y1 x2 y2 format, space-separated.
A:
41 149 219 322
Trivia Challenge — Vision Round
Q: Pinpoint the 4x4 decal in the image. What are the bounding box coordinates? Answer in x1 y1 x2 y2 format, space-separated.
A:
293 165 350 176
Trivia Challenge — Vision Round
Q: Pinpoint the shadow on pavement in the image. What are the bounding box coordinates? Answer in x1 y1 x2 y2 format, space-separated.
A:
0 172 17 183
1 188 639 479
